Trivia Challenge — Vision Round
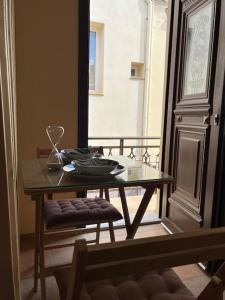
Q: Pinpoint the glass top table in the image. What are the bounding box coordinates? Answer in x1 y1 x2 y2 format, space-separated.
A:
22 156 174 240
22 156 174 194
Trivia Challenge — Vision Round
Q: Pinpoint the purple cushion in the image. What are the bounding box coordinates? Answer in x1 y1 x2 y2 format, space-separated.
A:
54 268 196 300
44 198 123 228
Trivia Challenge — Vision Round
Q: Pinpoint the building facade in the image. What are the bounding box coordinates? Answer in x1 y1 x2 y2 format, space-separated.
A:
89 0 168 142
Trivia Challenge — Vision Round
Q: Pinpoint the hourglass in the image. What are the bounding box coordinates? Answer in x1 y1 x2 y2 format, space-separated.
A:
46 125 64 170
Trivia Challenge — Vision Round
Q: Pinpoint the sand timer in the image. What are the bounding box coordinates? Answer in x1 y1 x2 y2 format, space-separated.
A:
46 125 64 170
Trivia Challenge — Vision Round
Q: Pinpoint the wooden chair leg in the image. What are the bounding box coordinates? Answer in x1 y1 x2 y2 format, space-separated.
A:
109 222 115 242
198 261 225 300
47 193 53 200
99 189 104 198
34 245 39 292
104 189 116 242
198 276 224 300
96 223 101 244
104 188 109 201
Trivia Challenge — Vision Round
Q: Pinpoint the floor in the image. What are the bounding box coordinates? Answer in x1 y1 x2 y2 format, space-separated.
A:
92 192 160 225
20 223 211 300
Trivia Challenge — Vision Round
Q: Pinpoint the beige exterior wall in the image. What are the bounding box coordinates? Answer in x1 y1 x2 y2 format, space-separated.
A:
89 0 168 144
146 1 168 137
89 0 147 139
15 0 78 234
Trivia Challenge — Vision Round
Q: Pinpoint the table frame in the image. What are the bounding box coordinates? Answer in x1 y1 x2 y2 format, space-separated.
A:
23 159 174 300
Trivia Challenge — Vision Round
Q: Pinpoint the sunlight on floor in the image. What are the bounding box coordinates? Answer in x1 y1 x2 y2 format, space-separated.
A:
88 189 159 224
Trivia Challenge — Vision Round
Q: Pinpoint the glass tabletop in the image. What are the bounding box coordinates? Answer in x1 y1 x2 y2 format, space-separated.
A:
22 156 174 194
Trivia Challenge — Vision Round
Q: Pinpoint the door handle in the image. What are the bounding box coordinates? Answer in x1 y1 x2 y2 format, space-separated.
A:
203 116 210 125
176 115 182 122
203 114 219 126
214 114 219 126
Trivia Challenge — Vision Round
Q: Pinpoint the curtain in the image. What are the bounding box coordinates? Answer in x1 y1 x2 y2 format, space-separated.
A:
0 0 20 298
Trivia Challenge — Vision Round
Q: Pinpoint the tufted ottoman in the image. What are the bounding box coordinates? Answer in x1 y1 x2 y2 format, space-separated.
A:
44 197 123 228
54 267 196 300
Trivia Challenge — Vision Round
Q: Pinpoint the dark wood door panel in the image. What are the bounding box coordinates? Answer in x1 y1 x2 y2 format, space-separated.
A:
171 125 208 215
167 199 203 232
175 111 210 127
177 0 217 106
162 0 225 257
176 136 200 196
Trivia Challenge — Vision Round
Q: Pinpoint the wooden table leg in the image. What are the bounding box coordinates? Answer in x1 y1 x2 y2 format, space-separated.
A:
119 187 132 237
39 195 46 300
128 187 155 239
33 196 41 292
32 194 46 299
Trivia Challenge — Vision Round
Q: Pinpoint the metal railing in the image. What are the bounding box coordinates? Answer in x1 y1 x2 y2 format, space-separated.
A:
88 136 161 169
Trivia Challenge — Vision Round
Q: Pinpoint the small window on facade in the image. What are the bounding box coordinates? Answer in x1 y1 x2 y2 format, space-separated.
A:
89 31 96 90
89 22 104 94
130 62 144 80
131 67 136 77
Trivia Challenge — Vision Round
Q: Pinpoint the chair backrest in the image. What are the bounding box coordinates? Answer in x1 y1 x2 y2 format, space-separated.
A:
36 146 104 158
37 147 52 158
88 146 104 155
66 227 225 300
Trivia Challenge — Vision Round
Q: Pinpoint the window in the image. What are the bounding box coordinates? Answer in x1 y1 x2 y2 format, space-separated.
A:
130 62 145 80
131 67 136 77
89 22 104 94
89 31 96 90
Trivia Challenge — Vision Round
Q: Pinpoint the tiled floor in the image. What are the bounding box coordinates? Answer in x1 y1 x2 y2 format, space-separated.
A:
109 194 160 228
20 223 212 300
89 192 160 224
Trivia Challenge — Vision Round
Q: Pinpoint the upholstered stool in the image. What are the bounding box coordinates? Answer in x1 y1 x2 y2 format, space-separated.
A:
45 198 123 228
37 196 123 300
54 268 196 300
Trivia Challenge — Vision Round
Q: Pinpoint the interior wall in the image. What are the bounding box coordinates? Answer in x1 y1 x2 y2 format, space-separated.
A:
15 0 78 234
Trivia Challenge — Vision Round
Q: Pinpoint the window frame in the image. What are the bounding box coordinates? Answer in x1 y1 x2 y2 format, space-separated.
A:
89 31 97 91
89 21 104 95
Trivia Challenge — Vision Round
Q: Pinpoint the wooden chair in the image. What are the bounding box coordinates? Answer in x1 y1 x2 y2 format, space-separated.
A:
54 227 225 300
35 146 122 300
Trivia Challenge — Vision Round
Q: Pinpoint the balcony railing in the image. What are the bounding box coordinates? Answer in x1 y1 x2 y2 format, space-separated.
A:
88 136 161 169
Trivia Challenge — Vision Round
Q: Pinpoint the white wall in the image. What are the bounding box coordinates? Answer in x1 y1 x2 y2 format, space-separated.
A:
89 0 147 139
147 1 168 137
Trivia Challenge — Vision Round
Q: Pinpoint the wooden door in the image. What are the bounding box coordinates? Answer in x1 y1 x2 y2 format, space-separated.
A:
162 0 225 233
